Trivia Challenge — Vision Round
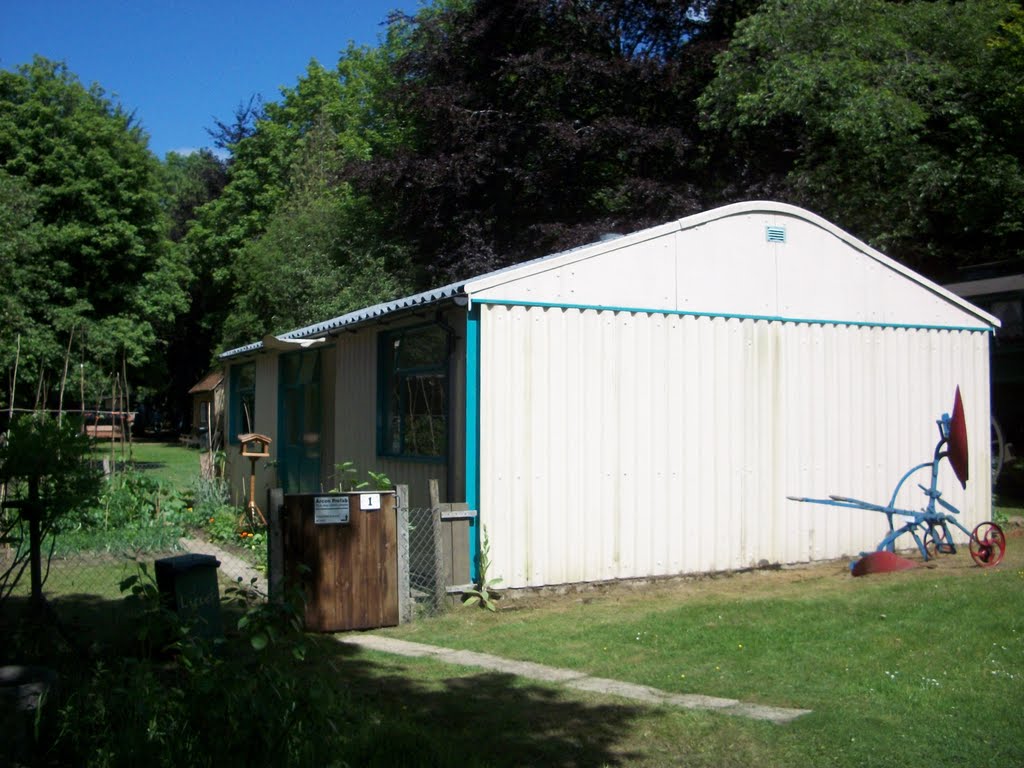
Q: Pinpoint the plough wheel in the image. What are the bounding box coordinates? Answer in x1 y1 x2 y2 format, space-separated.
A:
923 527 955 560
969 522 1006 567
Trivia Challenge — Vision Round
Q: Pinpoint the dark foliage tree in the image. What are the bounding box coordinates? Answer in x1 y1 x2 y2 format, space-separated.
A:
155 150 230 426
206 94 264 156
350 0 760 282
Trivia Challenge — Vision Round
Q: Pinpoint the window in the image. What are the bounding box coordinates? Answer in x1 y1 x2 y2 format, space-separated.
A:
229 362 256 442
378 325 449 459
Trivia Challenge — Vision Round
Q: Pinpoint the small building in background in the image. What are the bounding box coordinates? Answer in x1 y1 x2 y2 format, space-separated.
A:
219 201 998 590
187 370 225 451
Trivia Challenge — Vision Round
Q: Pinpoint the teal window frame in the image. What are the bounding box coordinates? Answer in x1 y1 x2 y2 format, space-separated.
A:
377 324 449 462
228 361 256 443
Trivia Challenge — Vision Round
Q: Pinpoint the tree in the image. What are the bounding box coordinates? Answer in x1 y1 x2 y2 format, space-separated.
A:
349 0 757 282
189 43 413 353
0 57 186 408
154 150 230 425
0 414 101 606
160 149 228 243
698 0 1024 279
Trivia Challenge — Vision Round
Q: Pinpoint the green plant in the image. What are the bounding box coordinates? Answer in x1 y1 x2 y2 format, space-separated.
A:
236 529 268 572
0 414 103 604
225 576 307 657
204 506 242 544
463 526 501 611
367 469 393 490
118 561 198 661
332 461 394 492
332 460 368 492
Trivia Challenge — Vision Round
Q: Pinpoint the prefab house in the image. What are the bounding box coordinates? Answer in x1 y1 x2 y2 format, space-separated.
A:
220 201 999 590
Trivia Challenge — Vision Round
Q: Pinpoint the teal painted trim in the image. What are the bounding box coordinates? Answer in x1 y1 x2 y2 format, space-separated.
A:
474 298 994 334
465 306 481 583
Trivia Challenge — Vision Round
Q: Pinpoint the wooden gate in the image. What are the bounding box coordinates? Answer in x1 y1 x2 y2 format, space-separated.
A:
281 491 398 631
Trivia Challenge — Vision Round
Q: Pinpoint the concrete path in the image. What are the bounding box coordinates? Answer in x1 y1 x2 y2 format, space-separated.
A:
178 537 268 596
337 634 811 724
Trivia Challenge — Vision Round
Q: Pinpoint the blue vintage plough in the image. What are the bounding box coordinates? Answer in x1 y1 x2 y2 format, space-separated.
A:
788 388 1006 575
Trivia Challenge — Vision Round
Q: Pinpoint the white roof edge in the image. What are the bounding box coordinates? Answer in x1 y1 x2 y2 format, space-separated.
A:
464 200 999 329
219 201 1000 362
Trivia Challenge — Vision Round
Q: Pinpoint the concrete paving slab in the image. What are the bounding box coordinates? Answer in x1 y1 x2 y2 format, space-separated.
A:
721 702 814 724
336 633 811 724
662 692 741 710
565 677 669 705
437 649 588 683
341 635 447 658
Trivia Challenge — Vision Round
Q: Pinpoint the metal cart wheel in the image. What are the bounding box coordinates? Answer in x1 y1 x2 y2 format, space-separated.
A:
969 522 1006 567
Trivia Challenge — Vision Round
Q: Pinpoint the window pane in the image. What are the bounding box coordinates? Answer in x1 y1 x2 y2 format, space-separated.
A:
380 325 448 458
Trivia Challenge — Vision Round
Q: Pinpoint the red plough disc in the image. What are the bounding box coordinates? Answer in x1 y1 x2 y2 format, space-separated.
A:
851 551 918 577
948 386 969 489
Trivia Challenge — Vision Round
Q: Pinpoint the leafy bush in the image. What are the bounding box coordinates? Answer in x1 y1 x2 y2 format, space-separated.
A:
0 414 102 601
43 567 351 767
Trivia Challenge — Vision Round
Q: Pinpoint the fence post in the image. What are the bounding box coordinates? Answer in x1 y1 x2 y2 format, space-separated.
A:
396 484 411 624
429 479 446 611
267 487 284 602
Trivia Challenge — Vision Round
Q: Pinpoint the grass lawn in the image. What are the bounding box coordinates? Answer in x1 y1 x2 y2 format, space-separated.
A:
90 438 205 494
9 493 1020 766
371 531 1024 767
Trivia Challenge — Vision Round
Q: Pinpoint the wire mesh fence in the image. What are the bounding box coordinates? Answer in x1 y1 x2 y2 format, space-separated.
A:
0 528 268 632
404 505 452 620
3 485 469 634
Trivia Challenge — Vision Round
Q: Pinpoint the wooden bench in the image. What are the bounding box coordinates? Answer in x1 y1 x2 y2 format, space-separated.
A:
84 424 122 440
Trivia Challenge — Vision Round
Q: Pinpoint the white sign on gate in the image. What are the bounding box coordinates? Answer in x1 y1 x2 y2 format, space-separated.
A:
314 495 350 525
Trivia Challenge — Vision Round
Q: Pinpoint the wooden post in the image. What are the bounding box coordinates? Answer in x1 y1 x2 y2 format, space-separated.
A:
429 479 446 611
267 487 284 602
27 476 42 607
396 484 410 624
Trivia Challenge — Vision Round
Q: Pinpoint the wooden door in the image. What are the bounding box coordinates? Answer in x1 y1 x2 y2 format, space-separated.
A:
282 492 398 631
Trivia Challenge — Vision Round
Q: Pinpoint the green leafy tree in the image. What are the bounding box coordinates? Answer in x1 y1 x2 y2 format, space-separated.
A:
189 42 413 352
0 57 186 407
221 146 411 347
699 0 1024 279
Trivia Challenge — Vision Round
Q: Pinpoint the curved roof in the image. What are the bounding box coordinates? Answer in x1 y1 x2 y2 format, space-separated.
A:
220 201 998 360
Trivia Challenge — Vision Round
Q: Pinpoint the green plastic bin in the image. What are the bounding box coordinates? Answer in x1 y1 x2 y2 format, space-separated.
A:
155 553 223 639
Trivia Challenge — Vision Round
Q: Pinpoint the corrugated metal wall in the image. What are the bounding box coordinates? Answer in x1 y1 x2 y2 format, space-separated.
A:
332 320 463 511
225 355 279 507
478 304 991 589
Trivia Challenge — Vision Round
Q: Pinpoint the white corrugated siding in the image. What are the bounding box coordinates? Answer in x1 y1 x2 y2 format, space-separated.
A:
479 304 991 589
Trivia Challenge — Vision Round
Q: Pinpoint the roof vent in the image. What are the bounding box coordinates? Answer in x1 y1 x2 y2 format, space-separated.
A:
766 225 787 243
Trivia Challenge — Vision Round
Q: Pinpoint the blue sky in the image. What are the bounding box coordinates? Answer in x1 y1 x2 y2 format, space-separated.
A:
1 0 425 159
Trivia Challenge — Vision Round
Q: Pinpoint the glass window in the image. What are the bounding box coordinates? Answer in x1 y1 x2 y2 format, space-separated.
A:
229 362 256 442
378 325 449 460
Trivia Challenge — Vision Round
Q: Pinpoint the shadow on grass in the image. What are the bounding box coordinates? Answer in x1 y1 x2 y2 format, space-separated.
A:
320 639 646 766
3 594 647 767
